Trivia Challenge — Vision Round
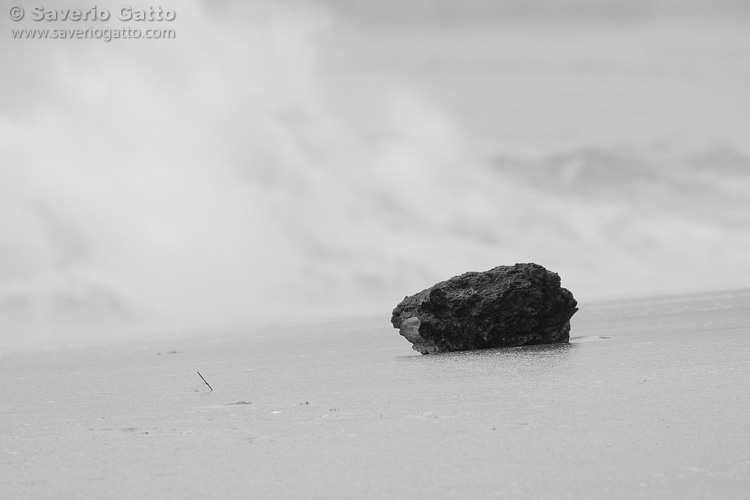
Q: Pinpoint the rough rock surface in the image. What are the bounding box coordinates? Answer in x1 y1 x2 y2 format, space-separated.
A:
391 263 578 354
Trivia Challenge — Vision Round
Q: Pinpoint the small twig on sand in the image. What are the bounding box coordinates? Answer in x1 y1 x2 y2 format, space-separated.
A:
197 371 213 392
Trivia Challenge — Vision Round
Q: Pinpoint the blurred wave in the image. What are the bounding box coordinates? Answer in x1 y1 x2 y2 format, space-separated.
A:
1 0 748 345
321 0 750 25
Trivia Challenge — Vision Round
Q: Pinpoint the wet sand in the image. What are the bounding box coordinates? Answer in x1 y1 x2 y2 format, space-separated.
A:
2 289 749 499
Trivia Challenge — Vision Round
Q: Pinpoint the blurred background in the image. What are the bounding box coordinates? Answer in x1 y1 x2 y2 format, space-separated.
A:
1 0 749 346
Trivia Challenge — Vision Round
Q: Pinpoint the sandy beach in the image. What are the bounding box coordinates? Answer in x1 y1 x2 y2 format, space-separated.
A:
2 288 749 499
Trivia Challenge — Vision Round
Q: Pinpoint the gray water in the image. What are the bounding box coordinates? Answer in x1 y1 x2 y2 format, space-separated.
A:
2 1 750 345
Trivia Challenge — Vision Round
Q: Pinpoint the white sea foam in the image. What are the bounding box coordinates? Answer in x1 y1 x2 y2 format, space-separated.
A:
1 1 749 344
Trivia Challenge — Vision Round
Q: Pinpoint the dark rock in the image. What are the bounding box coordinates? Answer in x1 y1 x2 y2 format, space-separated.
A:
391 263 578 354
